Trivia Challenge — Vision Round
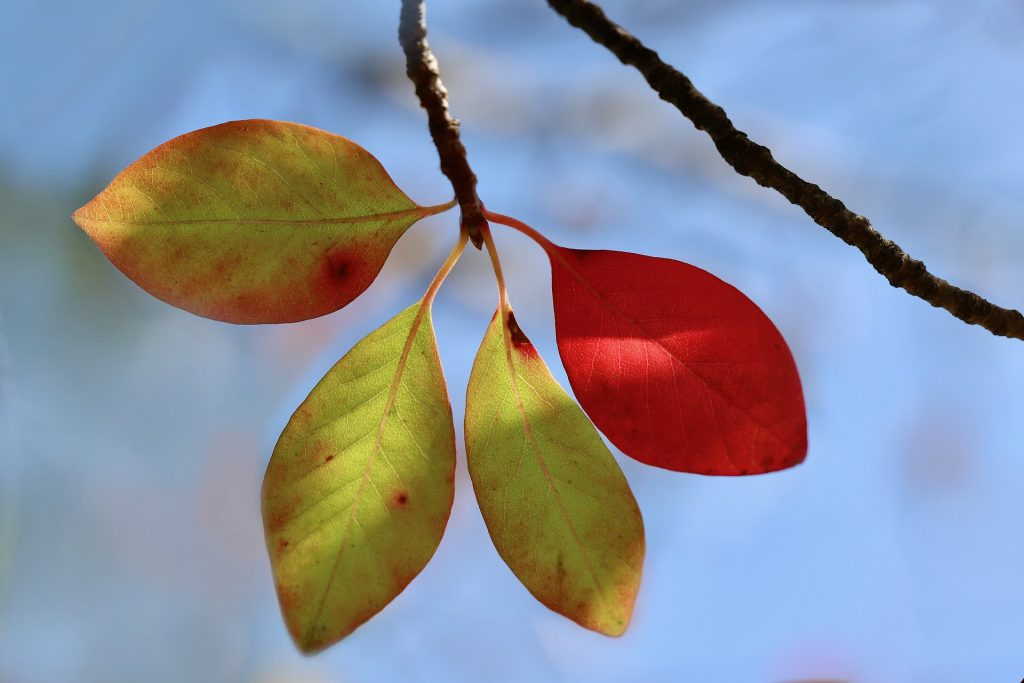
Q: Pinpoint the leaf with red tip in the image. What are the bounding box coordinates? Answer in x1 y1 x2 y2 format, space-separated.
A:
465 308 644 636
262 302 455 652
547 247 806 475
72 119 451 324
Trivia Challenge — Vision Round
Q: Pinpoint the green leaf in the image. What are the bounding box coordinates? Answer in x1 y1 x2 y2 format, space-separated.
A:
262 302 455 653
465 308 645 636
72 119 452 324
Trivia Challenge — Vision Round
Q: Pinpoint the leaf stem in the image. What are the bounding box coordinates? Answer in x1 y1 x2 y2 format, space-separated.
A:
485 211 556 255
480 225 512 313
424 197 458 217
422 228 469 308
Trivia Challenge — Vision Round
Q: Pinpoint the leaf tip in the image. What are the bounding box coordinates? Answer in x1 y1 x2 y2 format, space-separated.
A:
581 602 633 637
70 203 92 234
276 587 352 656
564 593 637 638
71 199 109 249
600 618 629 638
293 630 333 656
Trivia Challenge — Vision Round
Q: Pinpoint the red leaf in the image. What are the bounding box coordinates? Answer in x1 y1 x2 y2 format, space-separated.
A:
548 247 807 476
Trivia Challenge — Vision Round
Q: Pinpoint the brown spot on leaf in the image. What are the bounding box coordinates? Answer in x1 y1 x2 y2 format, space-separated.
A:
393 490 409 507
506 311 537 357
325 250 351 280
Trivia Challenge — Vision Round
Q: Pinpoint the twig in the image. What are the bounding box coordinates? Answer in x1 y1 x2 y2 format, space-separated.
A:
547 0 1024 341
399 0 487 248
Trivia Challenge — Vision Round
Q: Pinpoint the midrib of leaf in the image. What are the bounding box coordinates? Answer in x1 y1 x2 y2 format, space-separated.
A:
304 303 431 642
497 310 604 594
549 250 792 449
73 202 454 228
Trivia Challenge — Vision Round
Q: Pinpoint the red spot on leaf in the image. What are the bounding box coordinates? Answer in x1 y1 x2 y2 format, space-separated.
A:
325 249 352 281
267 501 295 534
392 490 409 508
304 441 337 471
293 405 313 423
548 246 806 476
310 244 383 319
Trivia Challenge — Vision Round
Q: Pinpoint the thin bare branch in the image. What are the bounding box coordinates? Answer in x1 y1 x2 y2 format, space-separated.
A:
547 0 1024 341
399 0 487 248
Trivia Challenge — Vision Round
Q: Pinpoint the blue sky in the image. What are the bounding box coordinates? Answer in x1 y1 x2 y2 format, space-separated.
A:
2 1 1024 681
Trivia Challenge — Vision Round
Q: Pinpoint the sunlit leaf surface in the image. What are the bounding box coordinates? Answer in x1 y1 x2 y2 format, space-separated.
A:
465 308 644 636
549 247 807 475
262 302 456 652
73 119 450 323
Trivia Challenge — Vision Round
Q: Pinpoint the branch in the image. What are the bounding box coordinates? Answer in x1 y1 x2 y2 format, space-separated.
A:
547 0 1024 341
399 0 487 248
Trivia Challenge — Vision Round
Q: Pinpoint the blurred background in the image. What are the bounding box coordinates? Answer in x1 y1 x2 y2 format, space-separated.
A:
2 1 1024 681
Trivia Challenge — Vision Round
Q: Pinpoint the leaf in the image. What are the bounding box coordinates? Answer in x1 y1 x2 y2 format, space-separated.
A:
72 119 451 324
465 308 644 636
261 302 455 653
548 247 807 475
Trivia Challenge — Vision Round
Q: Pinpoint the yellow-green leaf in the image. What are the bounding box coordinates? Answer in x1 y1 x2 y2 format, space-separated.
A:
465 308 645 636
72 119 451 324
262 302 455 652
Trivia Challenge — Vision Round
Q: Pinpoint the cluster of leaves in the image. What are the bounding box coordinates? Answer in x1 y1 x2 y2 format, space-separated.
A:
74 119 806 653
